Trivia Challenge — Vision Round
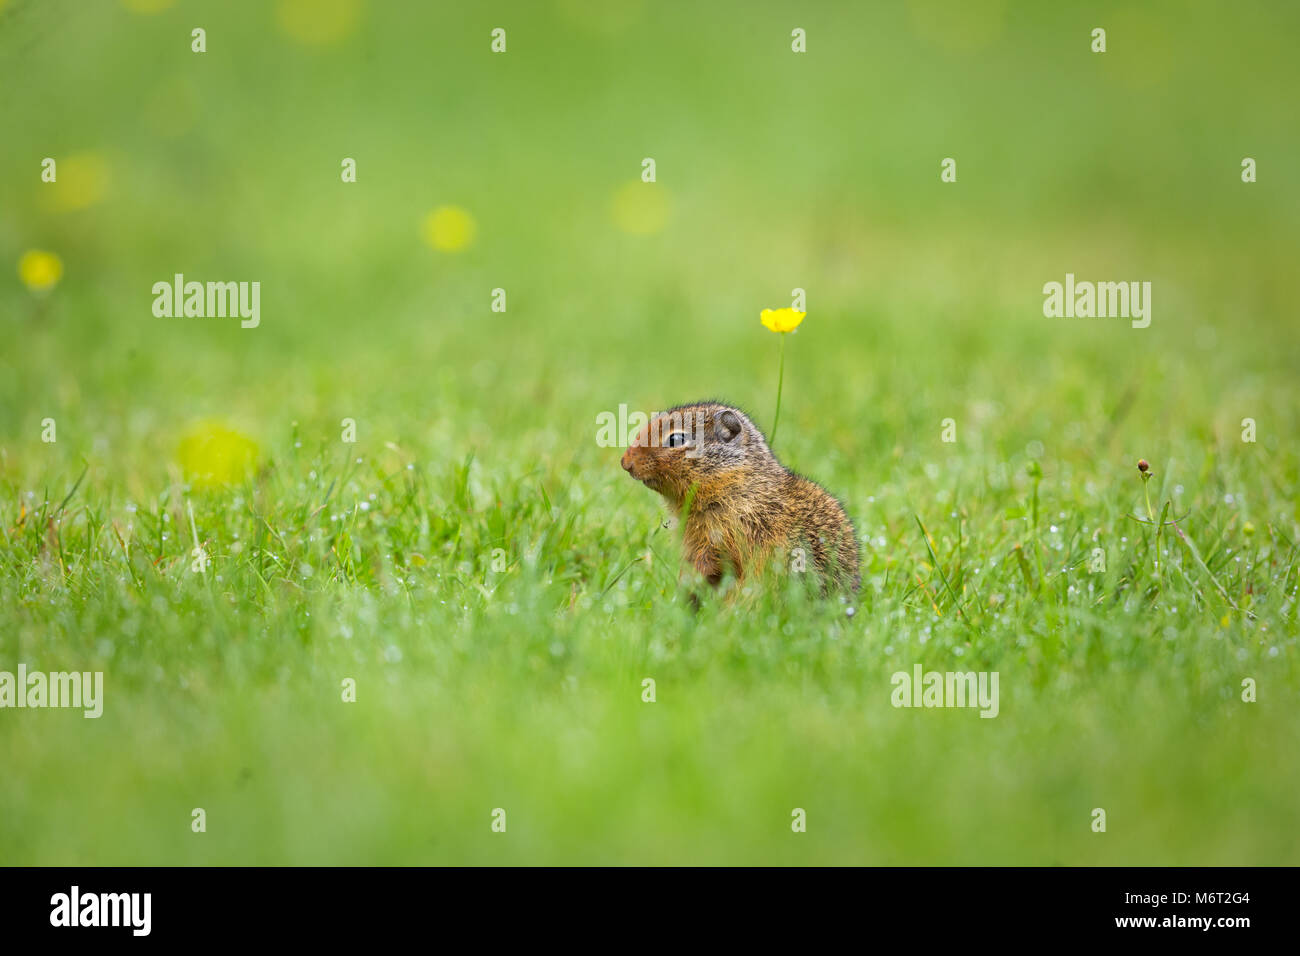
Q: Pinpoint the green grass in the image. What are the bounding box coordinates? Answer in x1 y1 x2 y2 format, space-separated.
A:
1 0 1298 864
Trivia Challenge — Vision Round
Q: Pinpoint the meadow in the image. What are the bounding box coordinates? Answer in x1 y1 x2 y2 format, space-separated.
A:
1 0 1297 864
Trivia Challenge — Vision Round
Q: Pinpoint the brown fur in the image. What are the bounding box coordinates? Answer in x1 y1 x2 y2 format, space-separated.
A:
620 401 859 593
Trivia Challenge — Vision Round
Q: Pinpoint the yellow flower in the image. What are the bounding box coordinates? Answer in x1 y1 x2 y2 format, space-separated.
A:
40 151 110 212
610 181 670 235
18 250 63 293
760 308 805 333
177 422 259 487
421 206 477 252
276 0 363 47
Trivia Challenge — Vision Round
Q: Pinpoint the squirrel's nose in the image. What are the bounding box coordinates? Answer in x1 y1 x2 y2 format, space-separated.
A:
620 449 634 473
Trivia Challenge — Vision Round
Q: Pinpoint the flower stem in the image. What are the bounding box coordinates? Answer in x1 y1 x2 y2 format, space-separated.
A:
770 332 786 447
1143 477 1160 573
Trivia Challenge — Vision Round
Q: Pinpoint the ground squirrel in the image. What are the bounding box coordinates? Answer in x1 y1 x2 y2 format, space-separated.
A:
620 401 860 593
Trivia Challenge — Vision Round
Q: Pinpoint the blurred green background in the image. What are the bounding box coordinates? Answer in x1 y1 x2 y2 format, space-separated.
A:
1 0 1297 864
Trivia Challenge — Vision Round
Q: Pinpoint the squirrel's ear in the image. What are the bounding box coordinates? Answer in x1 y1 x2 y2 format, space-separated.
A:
717 409 743 443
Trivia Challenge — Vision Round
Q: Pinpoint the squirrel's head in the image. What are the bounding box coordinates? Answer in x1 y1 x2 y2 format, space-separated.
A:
619 402 772 506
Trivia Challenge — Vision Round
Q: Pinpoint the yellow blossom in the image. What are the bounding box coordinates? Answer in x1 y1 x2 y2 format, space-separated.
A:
760 307 805 333
40 151 110 212
177 422 259 487
610 181 670 235
422 206 477 252
276 0 363 47
18 250 63 293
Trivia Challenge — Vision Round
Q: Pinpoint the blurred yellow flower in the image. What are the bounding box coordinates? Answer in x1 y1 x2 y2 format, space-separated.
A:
17 250 63 293
422 206 477 253
760 308 805 333
277 0 363 47
177 422 259 487
40 151 110 212
610 181 670 235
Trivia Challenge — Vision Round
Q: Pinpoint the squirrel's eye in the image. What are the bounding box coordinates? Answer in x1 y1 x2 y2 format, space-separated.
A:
665 431 689 448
